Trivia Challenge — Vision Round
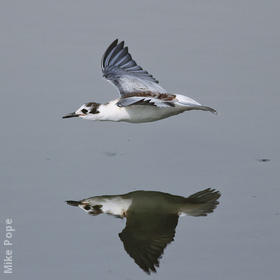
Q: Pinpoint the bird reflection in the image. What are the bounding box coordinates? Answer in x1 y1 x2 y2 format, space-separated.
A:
66 188 221 274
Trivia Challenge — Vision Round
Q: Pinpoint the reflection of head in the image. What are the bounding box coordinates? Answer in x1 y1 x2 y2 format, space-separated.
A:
66 200 103 215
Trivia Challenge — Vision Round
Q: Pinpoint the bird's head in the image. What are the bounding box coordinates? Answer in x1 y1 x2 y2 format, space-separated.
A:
62 102 101 120
66 198 103 216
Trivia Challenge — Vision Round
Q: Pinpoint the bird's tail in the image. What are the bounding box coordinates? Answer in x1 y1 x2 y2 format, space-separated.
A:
184 105 217 114
175 94 217 114
196 105 217 114
182 188 221 217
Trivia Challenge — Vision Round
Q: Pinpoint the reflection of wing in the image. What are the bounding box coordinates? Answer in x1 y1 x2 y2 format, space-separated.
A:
101 39 166 95
119 212 178 274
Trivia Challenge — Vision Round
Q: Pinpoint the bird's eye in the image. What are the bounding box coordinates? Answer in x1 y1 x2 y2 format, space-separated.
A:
84 205 91 211
81 109 88 114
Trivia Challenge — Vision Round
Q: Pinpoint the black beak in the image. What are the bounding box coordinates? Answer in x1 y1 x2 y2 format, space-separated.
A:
66 200 80 206
62 112 79 119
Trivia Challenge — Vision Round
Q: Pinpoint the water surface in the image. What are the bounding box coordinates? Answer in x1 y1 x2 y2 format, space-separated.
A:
0 1 279 279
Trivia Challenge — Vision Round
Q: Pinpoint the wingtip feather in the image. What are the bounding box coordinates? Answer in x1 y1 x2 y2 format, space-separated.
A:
101 39 165 94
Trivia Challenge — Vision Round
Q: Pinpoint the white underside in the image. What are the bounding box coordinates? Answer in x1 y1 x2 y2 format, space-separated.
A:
112 104 186 123
100 197 132 216
80 196 132 217
82 95 201 123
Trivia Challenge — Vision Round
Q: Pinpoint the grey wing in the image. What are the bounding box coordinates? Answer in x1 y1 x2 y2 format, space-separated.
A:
116 96 175 108
119 212 178 274
101 39 166 95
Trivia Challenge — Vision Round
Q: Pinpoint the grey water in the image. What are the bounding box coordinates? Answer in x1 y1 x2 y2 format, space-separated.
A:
0 1 279 279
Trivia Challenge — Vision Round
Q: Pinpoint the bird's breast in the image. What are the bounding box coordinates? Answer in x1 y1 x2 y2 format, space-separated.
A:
101 197 132 216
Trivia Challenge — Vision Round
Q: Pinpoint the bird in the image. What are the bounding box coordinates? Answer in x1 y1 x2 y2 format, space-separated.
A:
66 188 221 274
62 39 216 123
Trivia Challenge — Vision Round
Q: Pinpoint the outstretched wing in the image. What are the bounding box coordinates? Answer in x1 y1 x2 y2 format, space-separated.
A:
119 212 178 274
101 39 166 96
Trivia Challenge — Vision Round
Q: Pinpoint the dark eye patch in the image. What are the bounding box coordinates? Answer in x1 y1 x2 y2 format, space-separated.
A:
93 205 102 211
90 108 99 114
84 205 91 211
88 204 103 216
81 109 88 114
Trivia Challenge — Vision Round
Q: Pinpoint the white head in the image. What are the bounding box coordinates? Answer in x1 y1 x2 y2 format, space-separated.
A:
63 102 101 120
66 195 132 217
66 197 104 216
